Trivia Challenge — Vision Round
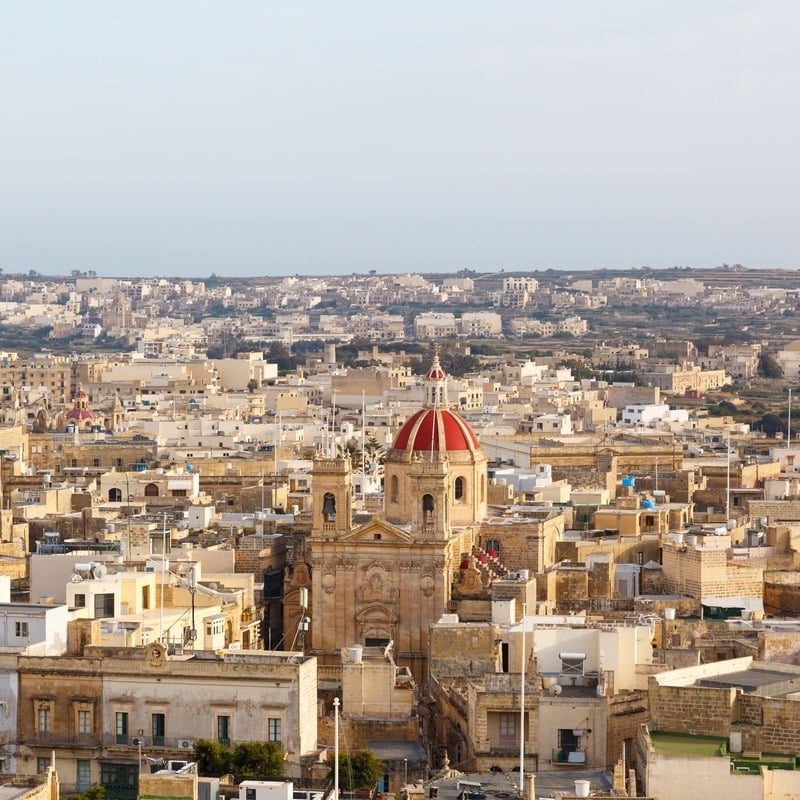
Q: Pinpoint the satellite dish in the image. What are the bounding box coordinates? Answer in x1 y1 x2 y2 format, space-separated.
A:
91 563 108 579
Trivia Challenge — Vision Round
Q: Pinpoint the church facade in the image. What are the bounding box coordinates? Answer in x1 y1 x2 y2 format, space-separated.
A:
286 356 489 681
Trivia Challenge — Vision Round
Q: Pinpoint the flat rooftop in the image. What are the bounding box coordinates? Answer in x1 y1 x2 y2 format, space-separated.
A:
698 667 800 695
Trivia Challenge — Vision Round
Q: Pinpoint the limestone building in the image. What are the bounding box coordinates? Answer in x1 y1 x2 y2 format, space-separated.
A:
288 356 489 681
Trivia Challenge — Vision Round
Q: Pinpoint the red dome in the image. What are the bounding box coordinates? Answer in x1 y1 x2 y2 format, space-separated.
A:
392 408 480 453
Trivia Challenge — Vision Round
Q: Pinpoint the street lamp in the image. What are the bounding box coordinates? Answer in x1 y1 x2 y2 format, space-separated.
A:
519 602 527 793
188 565 197 645
333 697 340 800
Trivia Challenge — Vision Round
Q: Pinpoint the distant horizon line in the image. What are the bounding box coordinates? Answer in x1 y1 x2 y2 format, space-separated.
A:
3 264 800 281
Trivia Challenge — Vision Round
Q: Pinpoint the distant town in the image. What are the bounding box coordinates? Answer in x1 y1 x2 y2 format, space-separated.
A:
0 266 799 800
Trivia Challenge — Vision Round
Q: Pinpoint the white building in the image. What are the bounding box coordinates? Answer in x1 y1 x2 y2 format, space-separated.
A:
0 602 69 655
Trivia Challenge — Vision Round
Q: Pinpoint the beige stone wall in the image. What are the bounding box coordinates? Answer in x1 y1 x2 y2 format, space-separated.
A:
469 676 539 772
317 714 419 751
478 512 564 576
605 691 649 769
429 624 500 680
764 580 800 615
645 751 762 800
661 543 763 600
558 536 662 576
139 772 197 800
748 499 800 523
648 682 737 736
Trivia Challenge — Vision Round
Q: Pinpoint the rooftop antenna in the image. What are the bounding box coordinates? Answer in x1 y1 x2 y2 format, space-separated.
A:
159 513 167 643
519 602 527 792
331 391 337 458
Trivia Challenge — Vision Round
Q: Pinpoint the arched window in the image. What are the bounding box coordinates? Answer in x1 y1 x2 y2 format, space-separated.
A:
108 487 122 502
144 483 159 497
454 476 465 501
390 475 399 504
422 494 434 524
322 492 336 521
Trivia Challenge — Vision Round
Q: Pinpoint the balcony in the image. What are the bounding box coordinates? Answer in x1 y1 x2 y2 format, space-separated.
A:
103 733 197 751
21 730 101 749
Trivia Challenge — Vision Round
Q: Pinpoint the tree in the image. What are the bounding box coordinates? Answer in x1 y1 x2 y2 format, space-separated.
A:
231 741 285 779
758 353 784 379
330 750 385 791
63 788 107 800
759 413 787 437
194 739 232 775
337 440 363 471
247 378 259 393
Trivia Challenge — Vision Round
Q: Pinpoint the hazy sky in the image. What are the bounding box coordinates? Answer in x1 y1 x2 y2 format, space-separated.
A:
1 1 798 277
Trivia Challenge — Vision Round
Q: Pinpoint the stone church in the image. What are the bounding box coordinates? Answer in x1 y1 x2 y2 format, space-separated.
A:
285 355 489 681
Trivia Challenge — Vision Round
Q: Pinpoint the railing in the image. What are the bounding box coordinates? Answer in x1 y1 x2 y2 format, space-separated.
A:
103 733 192 750
492 736 518 753
21 731 101 748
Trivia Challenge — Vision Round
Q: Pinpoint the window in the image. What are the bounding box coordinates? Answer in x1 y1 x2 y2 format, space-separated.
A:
36 757 50 775
37 706 51 733
115 712 128 744
77 710 91 734
100 763 138 791
217 715 230 746
268 718 281 743
485 539 501 557
75 759 91 791
499 713 516 746
454 476 464 501
92 458 101 468
322 493 336 522
390 475 399 504
74 594 86 608
152 713 165 745
108 488 122 502
94 593 115 618
422 494 434 523
246 790 257 800
557 728 580 757
15 621 28 638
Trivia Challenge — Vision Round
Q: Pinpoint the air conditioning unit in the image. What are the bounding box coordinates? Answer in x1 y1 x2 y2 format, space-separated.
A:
179 739 194 749
132 737 145 746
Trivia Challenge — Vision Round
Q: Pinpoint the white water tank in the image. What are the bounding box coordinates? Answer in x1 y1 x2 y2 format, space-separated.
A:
348 644 363 664
664 608 676 620
574 780 590 798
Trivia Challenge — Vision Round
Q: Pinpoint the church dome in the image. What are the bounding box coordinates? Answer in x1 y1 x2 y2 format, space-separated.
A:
392 407 480 453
